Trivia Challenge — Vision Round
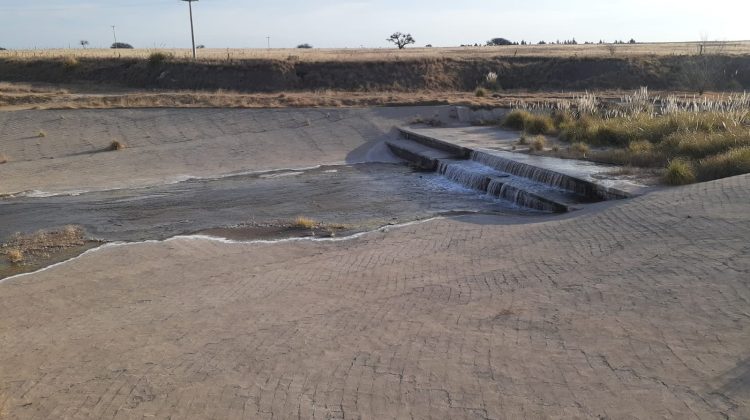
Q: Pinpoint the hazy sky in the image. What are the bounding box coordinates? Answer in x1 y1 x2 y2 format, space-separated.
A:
0 0 747 49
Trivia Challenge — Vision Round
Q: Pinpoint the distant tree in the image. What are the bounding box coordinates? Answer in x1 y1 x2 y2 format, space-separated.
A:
0 47 6 51
487 37 513 46
628 38 637 44
425 44 433 48
297 43 313 49
79 40 89 49
538 40 547 45
386 32 415 49
196 44 206 49
111 42 133 49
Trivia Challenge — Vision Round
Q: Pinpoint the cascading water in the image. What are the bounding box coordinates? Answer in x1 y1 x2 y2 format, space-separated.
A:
471 150 599 198
436 160 492 192
486 179 565 212
435 159 569 212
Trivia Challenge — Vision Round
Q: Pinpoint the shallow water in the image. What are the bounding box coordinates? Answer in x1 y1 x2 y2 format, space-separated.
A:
0 163 531 243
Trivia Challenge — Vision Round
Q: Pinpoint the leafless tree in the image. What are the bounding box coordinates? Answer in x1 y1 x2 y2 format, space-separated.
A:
386 32 416 49
80 40 89 49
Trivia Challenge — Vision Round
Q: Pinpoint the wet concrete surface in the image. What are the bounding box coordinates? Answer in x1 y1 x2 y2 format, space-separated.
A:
0 163 530 243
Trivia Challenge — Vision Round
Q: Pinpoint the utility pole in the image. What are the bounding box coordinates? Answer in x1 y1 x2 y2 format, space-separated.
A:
267 36 270 49
111 25 117 46
181 0 198 59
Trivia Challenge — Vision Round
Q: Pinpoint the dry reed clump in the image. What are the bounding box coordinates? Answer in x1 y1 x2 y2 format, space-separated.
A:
1 226 87 265
37 130 47 137
511 89 750 184
293 217 317 229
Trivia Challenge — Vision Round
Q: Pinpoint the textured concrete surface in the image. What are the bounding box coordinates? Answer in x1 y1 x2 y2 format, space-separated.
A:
0 107 444 195
1 174 748 419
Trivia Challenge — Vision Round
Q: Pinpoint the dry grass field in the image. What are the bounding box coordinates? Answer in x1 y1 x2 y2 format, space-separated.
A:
2 41 749 62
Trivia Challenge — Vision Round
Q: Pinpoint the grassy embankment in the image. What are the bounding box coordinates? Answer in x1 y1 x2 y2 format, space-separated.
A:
501 89 750 184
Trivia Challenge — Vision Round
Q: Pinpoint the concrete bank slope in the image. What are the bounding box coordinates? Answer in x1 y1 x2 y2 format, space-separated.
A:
1 175 749 418
0 107 442 195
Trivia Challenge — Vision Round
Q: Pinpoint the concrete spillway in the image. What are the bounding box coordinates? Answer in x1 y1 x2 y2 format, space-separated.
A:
388 127 635 212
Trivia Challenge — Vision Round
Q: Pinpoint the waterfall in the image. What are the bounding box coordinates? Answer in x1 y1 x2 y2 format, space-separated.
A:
471 150 599 199
436 160 491 191
487 179 567 212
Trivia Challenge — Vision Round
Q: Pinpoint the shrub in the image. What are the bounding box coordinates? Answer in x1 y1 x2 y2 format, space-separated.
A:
518 133 528 145
111 42 134 49
38 130 47 138
696 147 750 181
664 159 696 185
297 43 313 49
148 52 172 66
487 38 513 46
530 136 547 151
475 87 488 97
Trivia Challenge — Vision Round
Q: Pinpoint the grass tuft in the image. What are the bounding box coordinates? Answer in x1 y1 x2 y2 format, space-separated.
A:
0 153 7 164
696 147 750 181
664 159 696 185
38 130 47 138
6 249 24 264
474 87 488 97
62 56 79 70
148 51 173 66
570 142 590 156
503 110 554 135
294 216 317 229
109 140 126 151
530 135 546 151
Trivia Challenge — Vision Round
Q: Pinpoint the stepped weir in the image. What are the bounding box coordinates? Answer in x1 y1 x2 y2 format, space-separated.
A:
387 127 634 212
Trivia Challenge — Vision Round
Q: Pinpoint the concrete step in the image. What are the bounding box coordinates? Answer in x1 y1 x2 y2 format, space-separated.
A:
398 126 631 200
385 138 463 171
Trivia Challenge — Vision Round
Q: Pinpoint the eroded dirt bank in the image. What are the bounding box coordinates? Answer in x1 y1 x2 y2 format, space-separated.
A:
2 54 748 92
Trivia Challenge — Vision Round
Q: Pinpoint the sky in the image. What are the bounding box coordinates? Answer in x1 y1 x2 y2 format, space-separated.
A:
0 0 747 49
